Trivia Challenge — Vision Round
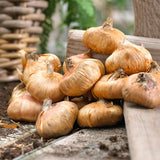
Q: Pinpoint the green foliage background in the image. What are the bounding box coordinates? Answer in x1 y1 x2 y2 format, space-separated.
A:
39 0 97 54
105 0 129 9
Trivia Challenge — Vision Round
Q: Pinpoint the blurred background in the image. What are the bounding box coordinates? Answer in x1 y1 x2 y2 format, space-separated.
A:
39 0 134 62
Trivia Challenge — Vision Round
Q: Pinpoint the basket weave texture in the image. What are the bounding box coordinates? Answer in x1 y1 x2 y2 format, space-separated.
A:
0 0 48 82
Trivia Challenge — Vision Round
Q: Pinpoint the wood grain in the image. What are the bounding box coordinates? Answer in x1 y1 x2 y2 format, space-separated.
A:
124 102 160 160
132 0 160 38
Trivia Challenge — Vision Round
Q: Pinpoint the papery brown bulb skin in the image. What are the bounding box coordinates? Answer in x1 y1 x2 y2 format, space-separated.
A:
22 61 39 85
7 93 42 122
38 53 61 72
70 96 89 110
122 72 160 108
92 69 128 99
9 83 26 103
22 53 61 85
77 99 123 128
105 45 153 75
82 25 125 55
36 101 78 138
26 71 65 102
63 51 92 74
148 61 160 74
60 59 105 97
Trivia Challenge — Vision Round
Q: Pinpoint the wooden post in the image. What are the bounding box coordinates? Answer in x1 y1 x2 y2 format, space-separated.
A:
124 2 160 160
132 0 160 38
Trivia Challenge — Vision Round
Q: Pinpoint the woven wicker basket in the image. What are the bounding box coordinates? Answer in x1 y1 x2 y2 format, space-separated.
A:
0 0 48 82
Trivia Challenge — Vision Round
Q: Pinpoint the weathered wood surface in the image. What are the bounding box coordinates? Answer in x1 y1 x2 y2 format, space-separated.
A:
66 29 160 64
16 127 129 160
132 0 160 38
124 102 160 160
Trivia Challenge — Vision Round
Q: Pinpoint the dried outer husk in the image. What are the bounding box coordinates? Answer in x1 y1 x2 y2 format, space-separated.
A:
60 58 105 97
19 50 61 84
83 90 95 102
105 43 153 75
92 68 128 99
36 98 79 138
26 62 64 102
38 53 61 72
70 96 89 110
82 17 126 55
63 50 92 73
9 83 26 103
148 61 160 74
77 99 123 128
7 83 42 122
122 72 160 108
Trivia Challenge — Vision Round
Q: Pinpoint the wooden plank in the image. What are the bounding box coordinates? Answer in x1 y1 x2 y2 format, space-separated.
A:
132 0 160 38
66 29 160 64
16 127 129 160
124 102 160 160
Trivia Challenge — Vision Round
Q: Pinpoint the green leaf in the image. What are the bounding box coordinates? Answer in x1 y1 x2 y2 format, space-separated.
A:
76 0 94 17
39 0 97 54
64 0 97 29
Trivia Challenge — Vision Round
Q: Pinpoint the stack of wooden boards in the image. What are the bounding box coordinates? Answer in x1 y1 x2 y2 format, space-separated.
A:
0 0 48 82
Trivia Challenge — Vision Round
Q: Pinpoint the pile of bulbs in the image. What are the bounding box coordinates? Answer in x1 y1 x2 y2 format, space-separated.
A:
7 18 160 139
